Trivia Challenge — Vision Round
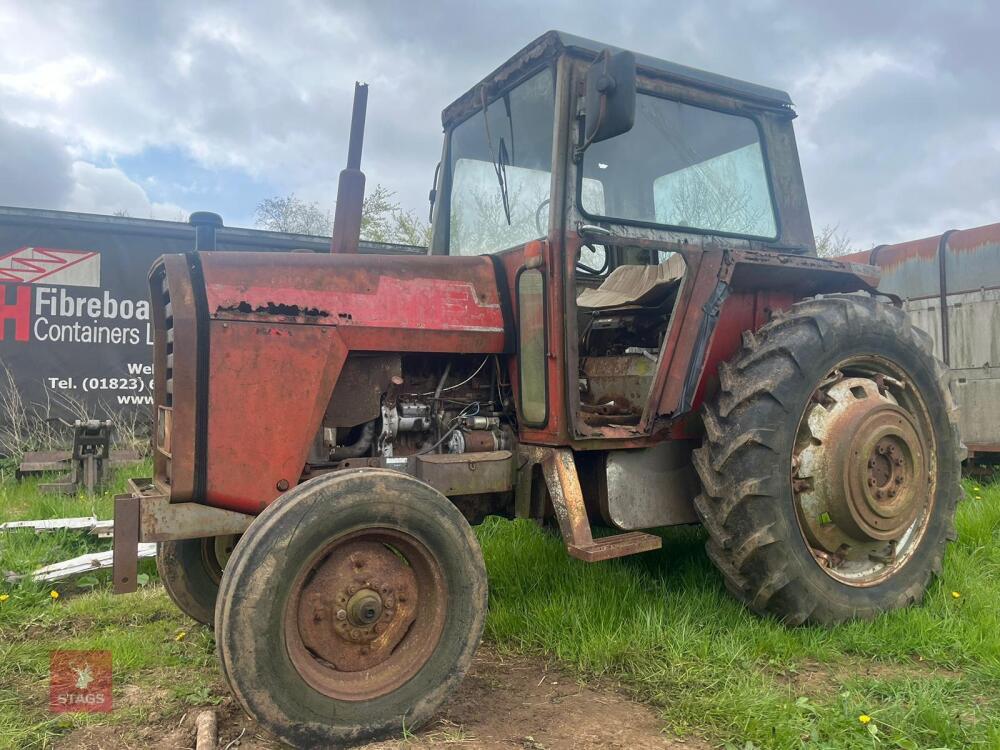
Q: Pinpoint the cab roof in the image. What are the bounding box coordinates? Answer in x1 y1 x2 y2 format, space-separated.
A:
442 30 794 128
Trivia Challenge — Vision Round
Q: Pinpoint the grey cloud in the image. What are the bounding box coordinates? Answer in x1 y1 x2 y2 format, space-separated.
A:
0 116 74 209
1 1 998 247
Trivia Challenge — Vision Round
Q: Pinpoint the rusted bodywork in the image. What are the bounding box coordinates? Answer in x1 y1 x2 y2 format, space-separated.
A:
842 223 1000 455
113 33 966 746
152 252 507 514
122 29 887 580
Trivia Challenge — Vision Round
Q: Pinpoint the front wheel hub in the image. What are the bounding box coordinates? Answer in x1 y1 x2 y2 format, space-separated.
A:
794 374 934 584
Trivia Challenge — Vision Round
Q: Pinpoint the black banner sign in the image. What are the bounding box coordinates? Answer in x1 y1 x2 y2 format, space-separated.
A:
0 207 418 422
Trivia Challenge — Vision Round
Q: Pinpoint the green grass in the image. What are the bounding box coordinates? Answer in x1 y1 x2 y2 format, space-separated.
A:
0 466 998 749
481 477 1000 749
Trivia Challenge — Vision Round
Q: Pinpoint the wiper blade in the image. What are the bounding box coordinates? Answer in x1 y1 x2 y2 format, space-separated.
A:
480 85 513 226
495 137 512 226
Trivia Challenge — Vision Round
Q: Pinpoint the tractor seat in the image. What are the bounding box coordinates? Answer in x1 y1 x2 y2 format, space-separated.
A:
577 254 685 311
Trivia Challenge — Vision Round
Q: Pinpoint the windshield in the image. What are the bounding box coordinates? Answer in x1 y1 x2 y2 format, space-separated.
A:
448 68 555 256
580 93 777 239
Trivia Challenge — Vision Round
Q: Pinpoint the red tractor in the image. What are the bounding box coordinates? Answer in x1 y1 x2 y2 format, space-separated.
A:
113 31 961 748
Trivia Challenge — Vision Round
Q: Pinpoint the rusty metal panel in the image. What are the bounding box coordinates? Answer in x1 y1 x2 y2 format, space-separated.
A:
540 448 661 562
845 222 1000 454
604 442 699 530
150 255 199 501
582 354 657 412
325 354 401 427
199 251 506 354
944 288 1000 370
205 322 348 513
943 224 1000 296
956 374 1000 450
413 451 513 496
112 493 140 594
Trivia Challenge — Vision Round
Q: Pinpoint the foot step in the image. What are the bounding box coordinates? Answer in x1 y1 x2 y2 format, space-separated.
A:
567 531 661 562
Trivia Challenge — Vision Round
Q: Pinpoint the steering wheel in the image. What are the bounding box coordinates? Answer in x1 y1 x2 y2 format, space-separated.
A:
577 243 609 276
534 198 550 236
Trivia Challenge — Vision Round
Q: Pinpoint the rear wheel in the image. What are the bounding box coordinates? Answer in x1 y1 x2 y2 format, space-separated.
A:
215 469 487 749
694 295 961 624
157 535 238 625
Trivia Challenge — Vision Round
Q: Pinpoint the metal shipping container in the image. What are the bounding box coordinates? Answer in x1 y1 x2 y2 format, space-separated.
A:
842 223 1000 456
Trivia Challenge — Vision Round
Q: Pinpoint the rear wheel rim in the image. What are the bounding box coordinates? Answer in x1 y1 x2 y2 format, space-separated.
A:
284 527 447 702
791 356 937 586
201 535 239 586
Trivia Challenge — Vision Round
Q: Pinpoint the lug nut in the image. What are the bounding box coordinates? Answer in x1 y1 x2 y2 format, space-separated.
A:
895 458 903 466
336 609 347 621
875 489 884 499
895 475 904 484
869 459 877 468
887 489 896 497
868 477 876 487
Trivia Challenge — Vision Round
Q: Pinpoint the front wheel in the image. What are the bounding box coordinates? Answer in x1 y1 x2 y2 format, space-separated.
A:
214 469 488 749
157 535 238 625
694 295 961 625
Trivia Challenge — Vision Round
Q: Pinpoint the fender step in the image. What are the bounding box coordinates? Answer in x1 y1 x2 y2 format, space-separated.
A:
535 447 662 563
567 531 662 562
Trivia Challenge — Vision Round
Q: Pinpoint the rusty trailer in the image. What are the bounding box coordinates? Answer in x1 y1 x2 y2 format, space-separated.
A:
842 223 1000 458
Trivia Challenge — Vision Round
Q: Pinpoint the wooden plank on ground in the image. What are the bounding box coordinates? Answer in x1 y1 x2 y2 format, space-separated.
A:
4 543 157 583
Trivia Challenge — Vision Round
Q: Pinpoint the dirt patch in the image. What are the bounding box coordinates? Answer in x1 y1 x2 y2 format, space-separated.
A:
56 648 703 749
361 649 704 750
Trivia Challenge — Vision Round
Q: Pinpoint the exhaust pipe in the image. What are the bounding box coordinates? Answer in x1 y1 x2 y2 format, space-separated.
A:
330 82 368 254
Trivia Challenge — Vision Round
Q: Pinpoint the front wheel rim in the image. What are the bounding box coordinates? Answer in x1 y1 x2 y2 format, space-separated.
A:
791 356 937 586
284 527 447 702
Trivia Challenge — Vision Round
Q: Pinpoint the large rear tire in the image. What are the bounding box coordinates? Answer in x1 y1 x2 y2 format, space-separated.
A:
215 469 488 749
693 295 961 625
157 535 238 626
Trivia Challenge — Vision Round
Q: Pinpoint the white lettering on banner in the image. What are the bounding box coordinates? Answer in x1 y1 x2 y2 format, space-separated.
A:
35 287 149 321
33 317 144 345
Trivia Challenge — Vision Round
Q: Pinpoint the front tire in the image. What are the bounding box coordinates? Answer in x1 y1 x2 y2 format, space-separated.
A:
214 469 488 749
693 295 961 625
157 535 238 625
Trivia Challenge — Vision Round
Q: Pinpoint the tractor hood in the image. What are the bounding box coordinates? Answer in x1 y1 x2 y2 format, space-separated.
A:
147 250 509 511
201 251 508 354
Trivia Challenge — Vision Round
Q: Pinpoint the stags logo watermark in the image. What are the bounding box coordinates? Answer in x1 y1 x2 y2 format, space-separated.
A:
50 650 112 713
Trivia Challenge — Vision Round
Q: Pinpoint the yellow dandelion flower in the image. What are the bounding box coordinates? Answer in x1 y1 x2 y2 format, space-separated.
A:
0 593 9 603
174 631 187 642
49 590 59 600
858 714 872 725
952 591 961 599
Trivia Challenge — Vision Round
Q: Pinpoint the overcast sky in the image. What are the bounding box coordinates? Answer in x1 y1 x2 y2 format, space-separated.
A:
0 1 997 248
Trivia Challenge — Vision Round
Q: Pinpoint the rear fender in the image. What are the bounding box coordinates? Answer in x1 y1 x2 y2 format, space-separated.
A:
649 249 880 427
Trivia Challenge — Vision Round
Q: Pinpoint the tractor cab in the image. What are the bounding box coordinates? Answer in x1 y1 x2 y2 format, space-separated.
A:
428 31 817 442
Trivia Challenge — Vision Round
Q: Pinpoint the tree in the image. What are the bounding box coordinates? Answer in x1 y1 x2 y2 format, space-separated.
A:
814 224 855 258
254 186 430 246
254 194 331 236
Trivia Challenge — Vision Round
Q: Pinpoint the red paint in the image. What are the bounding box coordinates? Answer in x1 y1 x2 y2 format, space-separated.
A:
0 284 30 341
205 321 348 513
692 289 795 412
201 252 506 353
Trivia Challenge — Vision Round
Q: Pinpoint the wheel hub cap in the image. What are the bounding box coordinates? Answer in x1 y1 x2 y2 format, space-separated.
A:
795 377 931 570
297 540 416 672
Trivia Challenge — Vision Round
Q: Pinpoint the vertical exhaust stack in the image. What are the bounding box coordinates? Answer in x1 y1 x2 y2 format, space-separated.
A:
330 82 369 254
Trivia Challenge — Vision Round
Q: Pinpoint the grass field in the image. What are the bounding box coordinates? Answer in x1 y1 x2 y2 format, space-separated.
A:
0 462 998 749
